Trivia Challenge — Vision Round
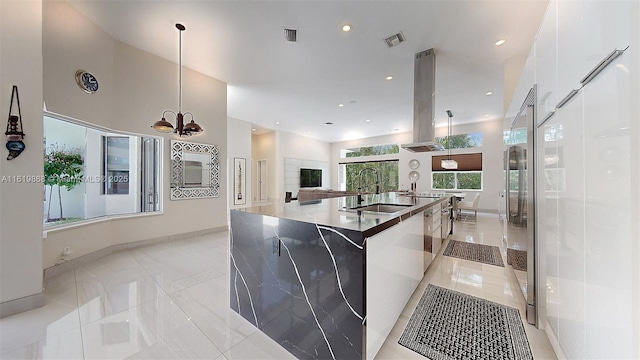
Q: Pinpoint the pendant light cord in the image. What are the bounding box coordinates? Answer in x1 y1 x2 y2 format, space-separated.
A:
448 113 451 160
179 28 182 113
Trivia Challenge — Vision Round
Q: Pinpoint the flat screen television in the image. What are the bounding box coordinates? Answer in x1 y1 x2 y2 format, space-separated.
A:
300 168 322 188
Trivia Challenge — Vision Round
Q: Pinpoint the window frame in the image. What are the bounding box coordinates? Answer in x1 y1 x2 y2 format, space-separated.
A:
431 171 484 191
43 110 164 231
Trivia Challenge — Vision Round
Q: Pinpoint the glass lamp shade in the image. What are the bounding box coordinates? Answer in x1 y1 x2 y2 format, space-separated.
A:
151 117 174 133
441 159 458 170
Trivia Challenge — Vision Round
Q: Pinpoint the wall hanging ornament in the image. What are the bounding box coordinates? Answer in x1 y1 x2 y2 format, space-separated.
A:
5 85 26 160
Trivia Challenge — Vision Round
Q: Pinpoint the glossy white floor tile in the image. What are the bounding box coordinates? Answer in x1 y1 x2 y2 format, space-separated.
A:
375 212 557 360
1 217 557 359
81 295 220 359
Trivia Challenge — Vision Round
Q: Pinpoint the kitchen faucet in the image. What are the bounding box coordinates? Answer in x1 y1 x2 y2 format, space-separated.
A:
357 167 380 205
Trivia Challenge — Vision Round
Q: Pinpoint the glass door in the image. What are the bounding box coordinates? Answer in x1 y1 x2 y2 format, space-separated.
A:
141 138 159 212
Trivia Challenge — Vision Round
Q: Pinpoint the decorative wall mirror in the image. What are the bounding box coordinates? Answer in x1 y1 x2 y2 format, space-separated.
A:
170 140 220 200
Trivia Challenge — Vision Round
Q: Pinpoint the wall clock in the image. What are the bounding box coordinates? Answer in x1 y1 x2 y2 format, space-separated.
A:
75 70 99 94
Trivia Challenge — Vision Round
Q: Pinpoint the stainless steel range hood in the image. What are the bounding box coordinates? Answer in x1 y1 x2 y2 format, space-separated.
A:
401 49 445 152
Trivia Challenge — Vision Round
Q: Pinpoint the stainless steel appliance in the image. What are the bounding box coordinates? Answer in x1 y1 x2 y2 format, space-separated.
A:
504 87 537 325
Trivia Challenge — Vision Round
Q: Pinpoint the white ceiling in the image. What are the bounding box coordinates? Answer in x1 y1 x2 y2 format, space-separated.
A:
67 0 548 142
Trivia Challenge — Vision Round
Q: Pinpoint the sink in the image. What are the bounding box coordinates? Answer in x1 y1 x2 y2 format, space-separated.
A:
348 203 413 213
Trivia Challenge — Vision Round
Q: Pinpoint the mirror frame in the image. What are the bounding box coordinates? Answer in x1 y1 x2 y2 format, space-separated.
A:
170 140 220 200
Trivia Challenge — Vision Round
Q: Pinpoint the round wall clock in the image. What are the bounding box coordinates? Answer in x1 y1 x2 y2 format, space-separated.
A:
75 70 99 94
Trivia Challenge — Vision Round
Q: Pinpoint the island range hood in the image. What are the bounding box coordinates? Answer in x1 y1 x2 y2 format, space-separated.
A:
401 49 445 152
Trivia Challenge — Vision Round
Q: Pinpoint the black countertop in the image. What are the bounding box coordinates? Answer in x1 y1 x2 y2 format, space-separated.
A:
232 192 452 238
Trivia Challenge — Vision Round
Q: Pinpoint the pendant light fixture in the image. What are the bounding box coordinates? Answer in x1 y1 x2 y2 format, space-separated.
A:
151 23 203 137
441 110 458 170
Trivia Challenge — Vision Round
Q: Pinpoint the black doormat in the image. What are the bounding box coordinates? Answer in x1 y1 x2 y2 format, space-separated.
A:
507 248 527 271
398 285 533 360
443 240 504 267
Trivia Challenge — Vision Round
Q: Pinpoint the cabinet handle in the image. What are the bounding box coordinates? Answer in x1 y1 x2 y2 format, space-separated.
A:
441 207 452 213
580 47 628 86
556 89 579 109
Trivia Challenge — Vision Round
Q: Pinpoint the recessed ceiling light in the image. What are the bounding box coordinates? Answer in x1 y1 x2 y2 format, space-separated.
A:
338 103 344 107
275 121 280 125
365 119 371 122
385 75 394 81
495 39 507 46
484 114 489 117
307 131 312 134
342 24 351 32
485 91 493 96
252 128 256 131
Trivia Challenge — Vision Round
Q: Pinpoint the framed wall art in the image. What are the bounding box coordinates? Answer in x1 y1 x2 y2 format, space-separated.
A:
233 157 246 205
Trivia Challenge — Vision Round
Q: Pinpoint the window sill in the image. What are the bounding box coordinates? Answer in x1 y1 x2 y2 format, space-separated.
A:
43 211 163 238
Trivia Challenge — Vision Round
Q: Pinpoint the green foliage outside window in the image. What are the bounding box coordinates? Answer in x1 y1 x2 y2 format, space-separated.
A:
435 132 483 149
44 145 84 222
345 144 399 158
433 172 482 190
457 172 482 190
343 160 399 192
432 172 455 189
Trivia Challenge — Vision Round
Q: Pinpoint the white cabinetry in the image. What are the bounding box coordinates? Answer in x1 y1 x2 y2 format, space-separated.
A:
366 210 424 359
532 1 639 358
432 203 442 258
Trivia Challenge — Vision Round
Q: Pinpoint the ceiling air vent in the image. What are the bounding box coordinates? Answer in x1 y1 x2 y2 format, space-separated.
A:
384 32 405 48
284 28 297 43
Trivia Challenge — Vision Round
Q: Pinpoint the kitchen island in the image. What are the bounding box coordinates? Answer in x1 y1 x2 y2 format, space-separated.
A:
229 192 453 359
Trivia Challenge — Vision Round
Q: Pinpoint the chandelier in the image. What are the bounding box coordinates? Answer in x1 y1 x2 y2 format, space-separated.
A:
151 23 203 137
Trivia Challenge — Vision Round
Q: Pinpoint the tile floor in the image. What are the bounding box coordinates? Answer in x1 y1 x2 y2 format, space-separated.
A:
0 213 557 359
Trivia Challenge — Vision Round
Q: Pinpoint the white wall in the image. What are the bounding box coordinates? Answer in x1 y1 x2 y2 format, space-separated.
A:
529 1 640 358
330 119 504 212
227 117 252 209
41 1 228 269
0 0 44 305
276 131 331 202
283 158 330 198
250 129 331 203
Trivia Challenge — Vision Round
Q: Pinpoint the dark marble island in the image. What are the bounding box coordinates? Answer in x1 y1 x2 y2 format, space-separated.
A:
230 192 453 360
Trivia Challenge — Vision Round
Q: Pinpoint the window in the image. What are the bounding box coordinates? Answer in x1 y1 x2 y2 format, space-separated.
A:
44 113 161 227
435 132 483 149
432 172 482 190
341 144 399 158
103 136 130 194
339 160 399 192
503 128 527 145
431 153 482 190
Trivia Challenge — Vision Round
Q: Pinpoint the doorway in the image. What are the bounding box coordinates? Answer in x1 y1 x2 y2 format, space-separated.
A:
257 159 267 202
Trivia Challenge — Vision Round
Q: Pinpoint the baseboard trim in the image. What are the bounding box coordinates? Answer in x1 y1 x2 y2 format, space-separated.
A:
43 226 229 282
0 292 45 319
